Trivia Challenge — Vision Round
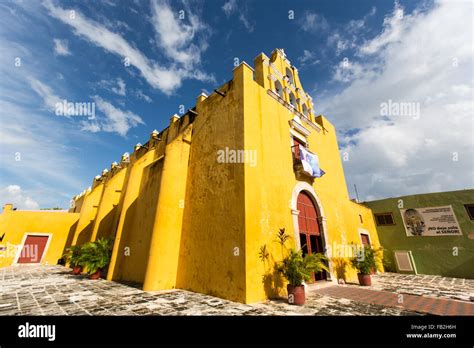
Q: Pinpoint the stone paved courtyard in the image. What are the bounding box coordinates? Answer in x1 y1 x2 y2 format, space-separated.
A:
363 272 474 302
1 265 472 316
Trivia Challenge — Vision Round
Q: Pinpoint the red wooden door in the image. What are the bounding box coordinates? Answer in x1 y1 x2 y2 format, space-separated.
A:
17 235 49 263
360 234 375 274
297 192 326 281
360 234 370 246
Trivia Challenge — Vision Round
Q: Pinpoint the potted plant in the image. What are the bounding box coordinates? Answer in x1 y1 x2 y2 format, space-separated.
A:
350 245 378 286
78 238 113 279
62 245 83 275
277 248 329 305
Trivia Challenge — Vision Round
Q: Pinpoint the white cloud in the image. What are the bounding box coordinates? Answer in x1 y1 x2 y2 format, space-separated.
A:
300 12 329 33
0 185 39 210
112 78 126 96
318 0 474 200
150 0 207 67
347 19 365 32
327 7 376 56
221 0 254 32
222 0 236 16
79 96 144 136
135 90 153 103
53 38 71 56
238 13 254 33
79 121 101 133
98 78 126 96
359 3 404 55
28 76 140 136
328 33 352 56
298 50 320 67
42 0 212 95
28 77 62 112
348 6 376 34
332 58 367 83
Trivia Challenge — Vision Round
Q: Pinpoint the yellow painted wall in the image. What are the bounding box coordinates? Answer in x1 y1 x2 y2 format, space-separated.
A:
0 204 79 268
69 194 84 213
108 117 194 287
143 117 192 290
71 182 104 246
107 145 159 283
176 70 247 302
90 168 126 242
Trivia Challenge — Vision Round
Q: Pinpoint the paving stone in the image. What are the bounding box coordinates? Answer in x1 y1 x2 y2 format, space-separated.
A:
314 285 474 316
2 265 472 316
371 272 474 302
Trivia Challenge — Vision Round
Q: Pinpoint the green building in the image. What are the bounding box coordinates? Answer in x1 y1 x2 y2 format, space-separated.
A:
364 189 474 279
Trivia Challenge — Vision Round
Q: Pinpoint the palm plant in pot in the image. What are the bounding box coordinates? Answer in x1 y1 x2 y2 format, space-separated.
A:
78 238 113 280
350 245 378 286
62 245 83 275
277 241 329 306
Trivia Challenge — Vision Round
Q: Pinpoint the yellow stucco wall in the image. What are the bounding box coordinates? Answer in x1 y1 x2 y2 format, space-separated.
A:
107 114 195 287
71 182 104 246
90 168 127 242
0 204 79 268
143 117 193 290
69 194 84 213
176 70 247 302
107 145 159 283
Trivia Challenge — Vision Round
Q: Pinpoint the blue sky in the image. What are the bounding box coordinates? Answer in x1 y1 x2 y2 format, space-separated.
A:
0 0 472 209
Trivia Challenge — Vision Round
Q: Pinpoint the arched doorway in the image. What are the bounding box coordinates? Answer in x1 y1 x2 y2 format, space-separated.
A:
296 191 327 281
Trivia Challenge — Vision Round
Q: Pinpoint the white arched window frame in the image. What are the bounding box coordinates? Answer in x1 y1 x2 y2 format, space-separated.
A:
274 80 284 99
302 103 309 117
286 67 294 85
289 92 297 108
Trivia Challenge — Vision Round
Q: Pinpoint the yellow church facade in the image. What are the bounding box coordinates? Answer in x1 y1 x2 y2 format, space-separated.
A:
0 49 382 303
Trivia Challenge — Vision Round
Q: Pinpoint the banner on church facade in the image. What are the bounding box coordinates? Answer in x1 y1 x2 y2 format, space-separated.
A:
299 145 325 178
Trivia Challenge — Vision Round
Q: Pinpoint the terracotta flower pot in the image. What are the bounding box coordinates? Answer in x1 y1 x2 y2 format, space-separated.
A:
72 266 82 275
287 284 305 305
357 273 372 286
89 270 101 280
